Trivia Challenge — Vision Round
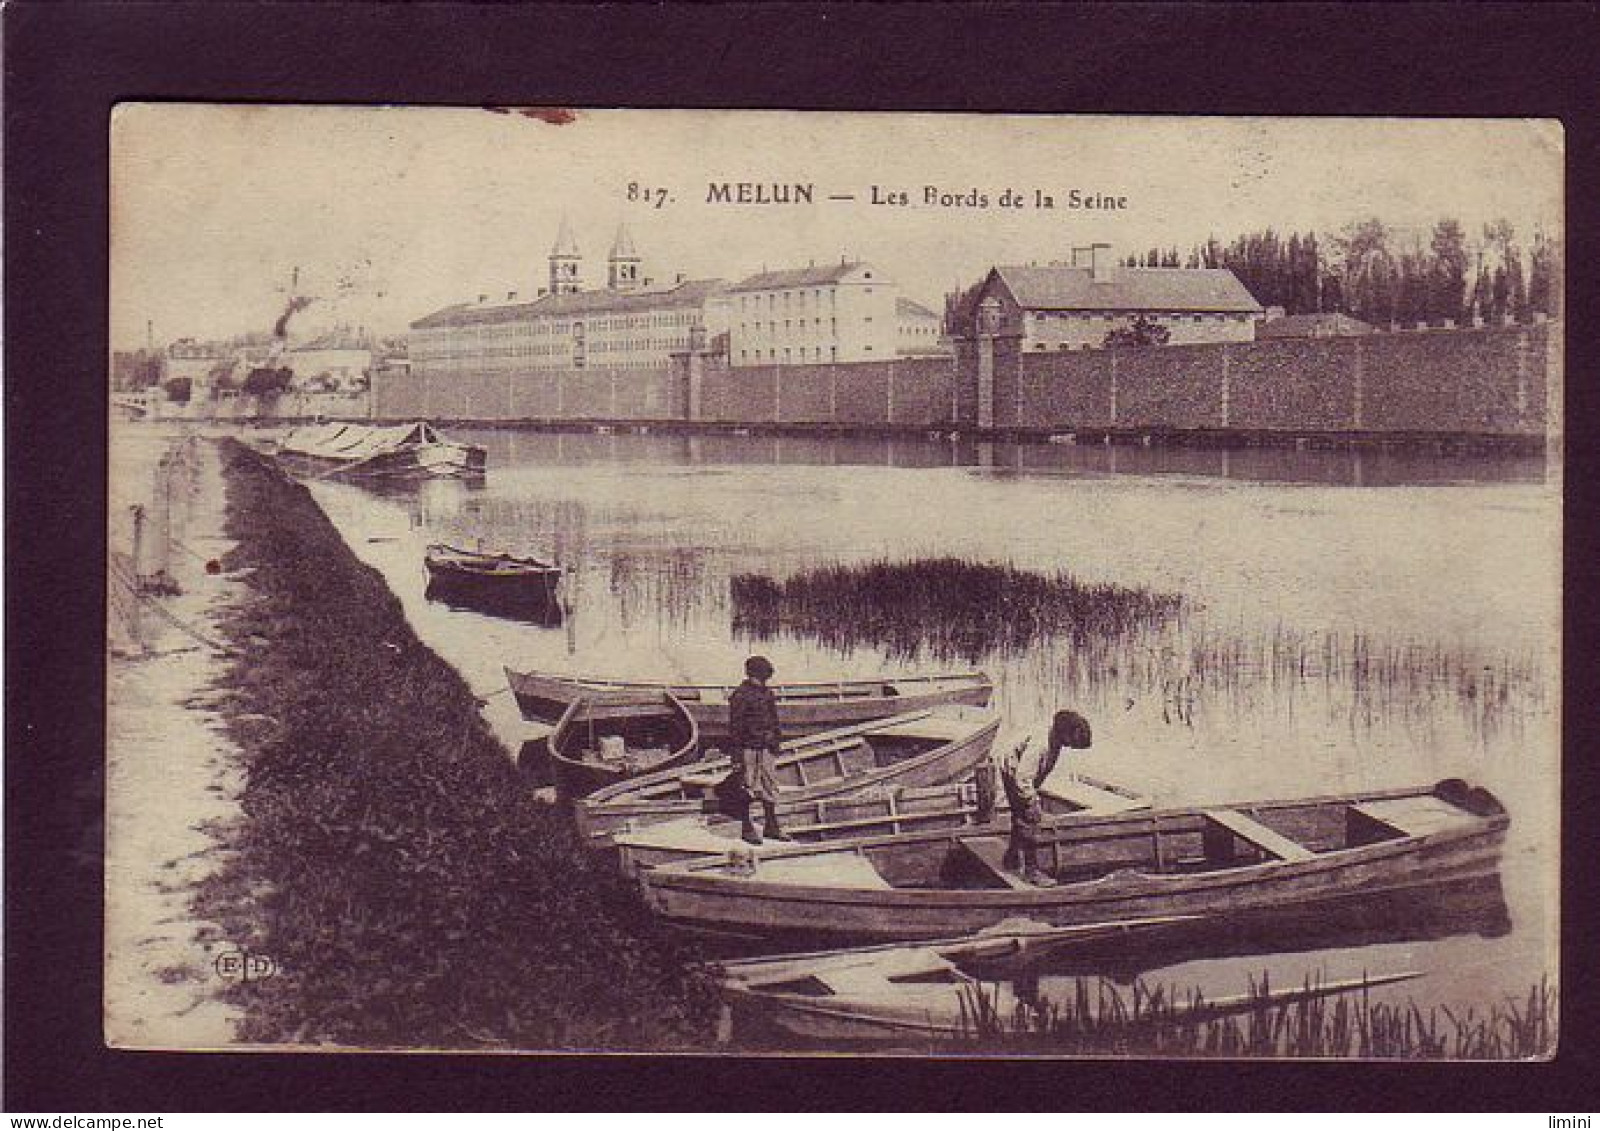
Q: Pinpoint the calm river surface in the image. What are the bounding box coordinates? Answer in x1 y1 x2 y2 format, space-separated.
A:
309 427 1560 1024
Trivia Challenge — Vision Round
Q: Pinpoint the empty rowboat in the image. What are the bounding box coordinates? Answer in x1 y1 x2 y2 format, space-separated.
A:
638 779 1509 945
576 706 1001 849
504 667 993 741
424 544 563 619
545 691 700 799
718 930 1419 1044
615 772 1150 878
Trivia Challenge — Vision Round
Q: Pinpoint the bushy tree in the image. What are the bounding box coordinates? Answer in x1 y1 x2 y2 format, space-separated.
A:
1104 316 1171 348
242 365 294 397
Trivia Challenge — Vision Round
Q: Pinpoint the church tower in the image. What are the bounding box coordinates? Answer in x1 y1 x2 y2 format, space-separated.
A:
548 216 582 296
607 223 641 292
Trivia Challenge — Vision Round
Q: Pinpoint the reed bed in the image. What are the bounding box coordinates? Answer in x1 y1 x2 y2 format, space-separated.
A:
952 973 1556 1059
731 556 1542 738
731 557 1184 664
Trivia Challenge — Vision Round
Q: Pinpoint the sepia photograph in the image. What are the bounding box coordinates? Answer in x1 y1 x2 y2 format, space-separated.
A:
104 105 1562 1058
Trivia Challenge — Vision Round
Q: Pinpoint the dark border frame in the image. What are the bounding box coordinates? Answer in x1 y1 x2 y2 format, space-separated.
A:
7 0 1599 1112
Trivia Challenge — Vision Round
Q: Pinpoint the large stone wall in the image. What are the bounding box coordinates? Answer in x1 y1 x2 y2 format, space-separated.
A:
984 323 1553 436
371 323 1555 437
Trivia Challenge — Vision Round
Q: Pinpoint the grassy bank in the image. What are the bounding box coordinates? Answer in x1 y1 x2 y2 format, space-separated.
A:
203 441 716 1049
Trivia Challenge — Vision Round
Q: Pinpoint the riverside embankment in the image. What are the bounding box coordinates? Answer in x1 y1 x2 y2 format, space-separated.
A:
202 440 715 1049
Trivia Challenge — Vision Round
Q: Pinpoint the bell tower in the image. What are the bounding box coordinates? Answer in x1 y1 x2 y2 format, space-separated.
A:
607 223 641 292
548 216 582 295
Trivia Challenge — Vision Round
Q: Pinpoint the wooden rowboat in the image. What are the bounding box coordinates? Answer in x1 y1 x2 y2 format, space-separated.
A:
504 667 993 742
576 706 1001 849
638 779 1509 945
424 544 563 619
545 691 700 799
615 772 1150 878
718 930 1420 1044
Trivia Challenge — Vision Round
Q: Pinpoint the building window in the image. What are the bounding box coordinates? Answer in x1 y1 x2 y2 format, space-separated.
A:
1192 315 1202 323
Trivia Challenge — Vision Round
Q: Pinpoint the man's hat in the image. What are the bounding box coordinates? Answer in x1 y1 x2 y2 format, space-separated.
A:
745 655 775 680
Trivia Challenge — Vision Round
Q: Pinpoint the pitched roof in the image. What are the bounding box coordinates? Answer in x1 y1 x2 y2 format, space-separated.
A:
550 216 580 258
1256 312 1375 338
992 265 1262 314
728 262 874 293
609 223 638 260
409 279 727 329
896 297 939 319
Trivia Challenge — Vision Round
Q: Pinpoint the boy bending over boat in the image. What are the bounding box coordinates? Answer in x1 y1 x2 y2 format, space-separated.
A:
993 710 1094 887
727 655 792 846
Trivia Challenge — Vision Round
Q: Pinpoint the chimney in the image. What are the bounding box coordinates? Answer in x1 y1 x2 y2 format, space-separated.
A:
1071 246 1092 269
478 293 488 304
675 272 686 284
507 291 518 301
1090 243 1113 284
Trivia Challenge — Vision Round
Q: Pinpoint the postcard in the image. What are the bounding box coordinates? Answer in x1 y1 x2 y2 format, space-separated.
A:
106 106 1561 1057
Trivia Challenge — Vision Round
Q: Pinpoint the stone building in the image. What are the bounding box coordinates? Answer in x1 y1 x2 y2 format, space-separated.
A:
409 223 728 377
722 261 948 367
970 243 1263 350
723 261 896 367
897 297 950 356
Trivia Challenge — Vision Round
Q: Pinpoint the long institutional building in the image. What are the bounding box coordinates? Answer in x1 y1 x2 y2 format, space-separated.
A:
408 228 1265 382
408 223 949 379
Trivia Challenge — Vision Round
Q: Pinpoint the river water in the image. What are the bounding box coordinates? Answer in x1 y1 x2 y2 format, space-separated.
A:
309 427 1560 1032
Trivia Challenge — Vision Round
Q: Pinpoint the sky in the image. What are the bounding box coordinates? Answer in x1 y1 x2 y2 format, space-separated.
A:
110 106 1563 350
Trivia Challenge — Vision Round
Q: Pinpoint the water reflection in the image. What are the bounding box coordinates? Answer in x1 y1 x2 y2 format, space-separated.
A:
458 426 1547 486
1034 875 1514 984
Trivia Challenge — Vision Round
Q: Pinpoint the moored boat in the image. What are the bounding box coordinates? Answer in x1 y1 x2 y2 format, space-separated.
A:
577 705 1002 849
615 771 1150 877
424 543 563 619
638 779 1510 945
718 930 1420 1044
276 421 486 480
546 691 701 799
504 667 993 741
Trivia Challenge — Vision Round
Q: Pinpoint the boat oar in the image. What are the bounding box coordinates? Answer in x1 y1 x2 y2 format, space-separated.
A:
1104 969 1425 1027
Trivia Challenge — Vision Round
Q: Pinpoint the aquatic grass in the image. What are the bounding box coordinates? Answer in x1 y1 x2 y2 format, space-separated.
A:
950 973 1556 1059
205 441 719 1050
731 556 1185 664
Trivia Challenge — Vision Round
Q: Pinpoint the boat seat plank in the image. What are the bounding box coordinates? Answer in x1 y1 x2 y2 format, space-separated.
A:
680 768 730 793
617 819 736 855
1350 797 1472 838
956 837 1034 890
1038 770 1145 814
752 852 892 890
1203 809 1316 862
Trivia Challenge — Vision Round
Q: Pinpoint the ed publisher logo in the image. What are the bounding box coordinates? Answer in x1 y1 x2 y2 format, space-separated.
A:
214 946 278 984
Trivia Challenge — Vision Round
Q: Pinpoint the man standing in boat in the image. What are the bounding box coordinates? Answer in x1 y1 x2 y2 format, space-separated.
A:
727 655 792 845
992 709 1094 887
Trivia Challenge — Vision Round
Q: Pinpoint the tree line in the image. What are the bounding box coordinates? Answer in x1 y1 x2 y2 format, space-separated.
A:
945 218 1560 336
